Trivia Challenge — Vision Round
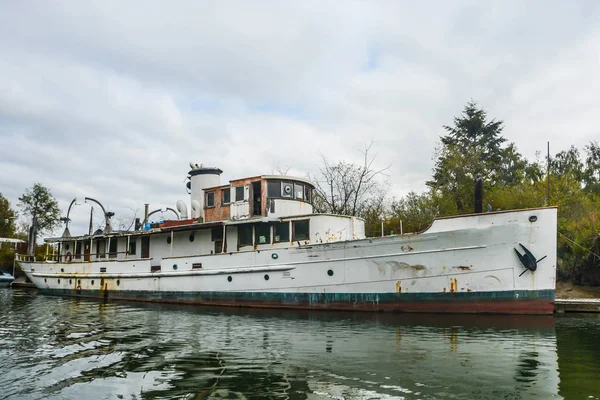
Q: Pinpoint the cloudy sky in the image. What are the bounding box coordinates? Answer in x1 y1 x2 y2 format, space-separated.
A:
1 0 599 236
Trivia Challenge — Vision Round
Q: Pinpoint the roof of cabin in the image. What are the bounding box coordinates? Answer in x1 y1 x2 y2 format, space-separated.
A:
203 175 315 191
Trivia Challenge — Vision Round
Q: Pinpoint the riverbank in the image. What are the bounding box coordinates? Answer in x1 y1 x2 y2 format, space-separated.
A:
557 281 600 299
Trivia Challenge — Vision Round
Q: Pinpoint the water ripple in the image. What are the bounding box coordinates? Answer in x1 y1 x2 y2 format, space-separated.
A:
1 290 600 399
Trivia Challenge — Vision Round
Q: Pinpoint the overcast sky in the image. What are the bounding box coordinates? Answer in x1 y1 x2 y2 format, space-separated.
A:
1 0 599 236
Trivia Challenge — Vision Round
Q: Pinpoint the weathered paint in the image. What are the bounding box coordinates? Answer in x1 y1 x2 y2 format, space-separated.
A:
19 207 558 315
39 288 555 314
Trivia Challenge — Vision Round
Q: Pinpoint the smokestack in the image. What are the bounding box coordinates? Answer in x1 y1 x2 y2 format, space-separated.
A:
144 203 149 225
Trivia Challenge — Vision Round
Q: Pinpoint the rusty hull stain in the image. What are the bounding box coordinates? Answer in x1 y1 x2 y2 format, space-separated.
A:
452 265 472 271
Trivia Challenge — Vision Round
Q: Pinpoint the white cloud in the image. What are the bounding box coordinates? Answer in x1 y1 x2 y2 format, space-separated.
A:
1 0 599 237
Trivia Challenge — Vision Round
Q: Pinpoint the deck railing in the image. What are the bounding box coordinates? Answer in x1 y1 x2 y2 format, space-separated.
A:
15 254 36 262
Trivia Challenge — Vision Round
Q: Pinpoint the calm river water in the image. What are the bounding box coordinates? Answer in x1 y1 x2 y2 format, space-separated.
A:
1 289 599 400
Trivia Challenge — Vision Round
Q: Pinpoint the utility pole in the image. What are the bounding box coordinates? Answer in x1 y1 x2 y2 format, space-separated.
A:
547 141 550 206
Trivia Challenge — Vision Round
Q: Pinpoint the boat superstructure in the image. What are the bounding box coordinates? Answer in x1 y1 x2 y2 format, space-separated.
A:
17 165 557 314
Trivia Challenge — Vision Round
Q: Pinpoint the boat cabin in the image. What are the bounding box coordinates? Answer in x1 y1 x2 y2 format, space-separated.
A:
44 166 366 266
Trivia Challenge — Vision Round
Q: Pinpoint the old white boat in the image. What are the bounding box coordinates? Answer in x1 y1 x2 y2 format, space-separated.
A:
17 165 557 314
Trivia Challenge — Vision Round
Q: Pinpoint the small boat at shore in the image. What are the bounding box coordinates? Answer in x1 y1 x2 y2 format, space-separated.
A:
17 164 557 314
0 271 15 288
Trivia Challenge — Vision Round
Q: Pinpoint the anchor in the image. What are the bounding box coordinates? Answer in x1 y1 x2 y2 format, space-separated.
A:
514 243 547 277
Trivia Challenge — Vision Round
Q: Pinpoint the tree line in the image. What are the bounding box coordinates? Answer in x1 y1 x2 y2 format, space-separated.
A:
2 103 599 285
310 101 600 285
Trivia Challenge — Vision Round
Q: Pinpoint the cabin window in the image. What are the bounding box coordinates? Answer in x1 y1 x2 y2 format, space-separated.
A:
292 220 310 241
96 240 106 258
267 182 281 198
211 227 223 241
273 222 290 243
294 184 304 200
109 239 118 258
222 188 231 205
206 191 215 208
304 186 312 203
254 223 271 245
235 186 245 202
282 183 293 198
238 224 253 247
75 241 82 259
129 239 137 256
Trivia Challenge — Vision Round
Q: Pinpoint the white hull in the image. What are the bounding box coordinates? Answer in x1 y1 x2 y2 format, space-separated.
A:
19 208 557 314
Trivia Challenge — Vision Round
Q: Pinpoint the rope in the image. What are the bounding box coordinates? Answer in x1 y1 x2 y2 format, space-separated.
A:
558 232 600 259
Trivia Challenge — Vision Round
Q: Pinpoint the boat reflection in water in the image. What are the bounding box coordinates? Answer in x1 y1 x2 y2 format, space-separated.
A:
0 290 565 399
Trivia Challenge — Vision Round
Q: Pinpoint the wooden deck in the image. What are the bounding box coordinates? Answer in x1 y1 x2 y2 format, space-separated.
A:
555 298 600 313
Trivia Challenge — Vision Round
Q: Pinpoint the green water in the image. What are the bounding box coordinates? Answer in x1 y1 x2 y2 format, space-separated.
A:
1 289 599 399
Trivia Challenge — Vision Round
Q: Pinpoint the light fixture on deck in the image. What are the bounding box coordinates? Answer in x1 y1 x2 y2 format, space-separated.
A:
60 198 78 238
84 197 114 234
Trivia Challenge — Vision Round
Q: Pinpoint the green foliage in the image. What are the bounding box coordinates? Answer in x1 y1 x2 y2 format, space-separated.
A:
427 101 526 214
0 193 16 238
390 191 438 233
18 183 61 235
391 101 600 284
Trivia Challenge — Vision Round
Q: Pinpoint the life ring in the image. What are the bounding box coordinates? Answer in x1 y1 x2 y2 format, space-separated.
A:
66 252 72 263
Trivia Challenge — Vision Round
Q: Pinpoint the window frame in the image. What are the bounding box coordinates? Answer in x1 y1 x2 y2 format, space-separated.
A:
254 223 271 245
273 222 290 243
235 186 245 202
205 191 215 208
222 188 231 205
294 183 304 200
267 181 281 198
238 224 253 247
292 220 310 241
128 239 137 257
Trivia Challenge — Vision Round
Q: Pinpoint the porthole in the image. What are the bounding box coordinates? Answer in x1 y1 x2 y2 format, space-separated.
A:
271 253 278 260
173 264 178 270
44 278 47 283
167 236 172 244
264 274 270 281
61 268 64 272
117 279 120 286
65 244 70 250
529 215 538 222
58 279 60 284
327 269 334 276
78 279 81 285
189 233 195 242
69 279 72 285
227 276 232 282
91 280 95 285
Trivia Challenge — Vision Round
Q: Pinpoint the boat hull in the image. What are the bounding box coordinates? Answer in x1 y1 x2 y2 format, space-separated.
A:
20 208 558 314
39 288 555 314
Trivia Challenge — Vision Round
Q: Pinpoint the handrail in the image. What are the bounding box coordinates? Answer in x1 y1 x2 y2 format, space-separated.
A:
15 254 36 262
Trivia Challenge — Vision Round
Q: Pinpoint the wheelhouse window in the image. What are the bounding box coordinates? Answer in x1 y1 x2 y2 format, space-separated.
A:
304 186 312 204
238 224 253 247
267 181 281 198
273 222 290 243
282 183 293 198
235 186 245 202
254 223 271 245
292 220 310 241
294 183 304 200
222 188 231 205
206 191 215 208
